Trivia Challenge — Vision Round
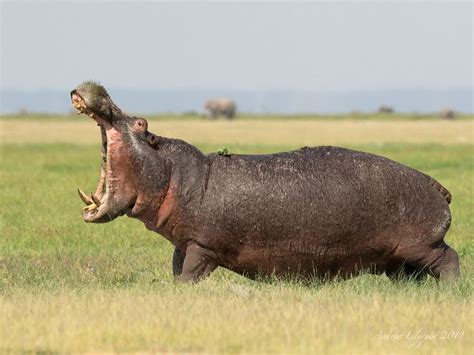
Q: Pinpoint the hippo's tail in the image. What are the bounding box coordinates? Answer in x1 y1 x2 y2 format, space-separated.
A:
423 173 452 204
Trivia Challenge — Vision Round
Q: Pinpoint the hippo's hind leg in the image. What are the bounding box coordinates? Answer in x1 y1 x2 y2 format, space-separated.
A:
388 242 460 282
389 207 460 282
172 247 185 276
174 243 218 282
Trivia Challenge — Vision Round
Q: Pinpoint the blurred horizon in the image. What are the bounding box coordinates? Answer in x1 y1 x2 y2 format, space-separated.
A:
1 1 472 114
1 87 472 114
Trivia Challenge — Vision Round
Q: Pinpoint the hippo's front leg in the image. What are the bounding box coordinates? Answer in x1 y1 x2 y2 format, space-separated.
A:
174 243 218 282
172 247 185 276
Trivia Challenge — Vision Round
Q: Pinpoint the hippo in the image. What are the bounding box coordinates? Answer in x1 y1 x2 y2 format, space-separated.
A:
378 105 394 114
440 107 456 120
203 99 236 119
71 81 460 283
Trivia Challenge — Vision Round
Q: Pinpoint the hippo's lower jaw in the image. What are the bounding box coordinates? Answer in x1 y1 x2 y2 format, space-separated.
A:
81 197 120 223
72 90 134 223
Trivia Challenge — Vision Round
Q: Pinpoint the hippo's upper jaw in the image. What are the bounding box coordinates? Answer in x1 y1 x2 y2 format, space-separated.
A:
70 81 149 223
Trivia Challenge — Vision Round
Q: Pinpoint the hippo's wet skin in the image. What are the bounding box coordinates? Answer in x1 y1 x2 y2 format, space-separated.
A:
71 82 460 282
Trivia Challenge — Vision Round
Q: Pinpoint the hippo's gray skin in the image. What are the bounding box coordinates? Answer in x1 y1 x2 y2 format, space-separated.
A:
71 82 460 282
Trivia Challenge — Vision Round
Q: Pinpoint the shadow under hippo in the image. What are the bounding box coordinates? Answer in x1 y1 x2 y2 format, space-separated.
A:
71 81 460 283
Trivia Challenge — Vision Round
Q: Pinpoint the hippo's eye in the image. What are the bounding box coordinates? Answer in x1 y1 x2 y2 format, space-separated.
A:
147 133 159 149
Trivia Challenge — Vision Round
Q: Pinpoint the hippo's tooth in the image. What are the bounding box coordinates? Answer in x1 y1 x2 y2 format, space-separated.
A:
78 188 94 205
83 202 98 212
91 194 102 207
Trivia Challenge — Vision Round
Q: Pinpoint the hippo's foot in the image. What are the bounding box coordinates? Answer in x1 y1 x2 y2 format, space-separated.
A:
428 243 460 282
387 242 460 283
174 243 217 283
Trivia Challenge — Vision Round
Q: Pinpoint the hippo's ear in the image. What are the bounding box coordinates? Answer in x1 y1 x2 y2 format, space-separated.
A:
131 117 148 133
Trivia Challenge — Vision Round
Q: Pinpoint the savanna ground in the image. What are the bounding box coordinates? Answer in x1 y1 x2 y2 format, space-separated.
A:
0 114 473 354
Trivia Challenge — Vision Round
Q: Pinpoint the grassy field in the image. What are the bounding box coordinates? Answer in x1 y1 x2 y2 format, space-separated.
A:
1 115 473 353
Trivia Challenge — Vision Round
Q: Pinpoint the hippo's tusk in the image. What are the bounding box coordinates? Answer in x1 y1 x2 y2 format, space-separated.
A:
78 188 94 205
83 202 98 212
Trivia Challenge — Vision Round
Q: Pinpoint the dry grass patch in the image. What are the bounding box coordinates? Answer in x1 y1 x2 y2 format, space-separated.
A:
1 280 473 354
1 119 472 146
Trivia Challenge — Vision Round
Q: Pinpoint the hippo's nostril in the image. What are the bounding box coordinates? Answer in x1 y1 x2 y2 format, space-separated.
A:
72 93 80 103
70 90 82 104
71 91 88 114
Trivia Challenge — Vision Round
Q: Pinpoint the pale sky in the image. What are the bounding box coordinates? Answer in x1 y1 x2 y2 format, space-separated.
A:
1 1 473 91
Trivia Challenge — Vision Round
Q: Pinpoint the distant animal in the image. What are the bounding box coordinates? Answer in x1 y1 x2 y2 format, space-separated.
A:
204 99 236 119
440 108 456 119
71 81 460 283
378 105 394 113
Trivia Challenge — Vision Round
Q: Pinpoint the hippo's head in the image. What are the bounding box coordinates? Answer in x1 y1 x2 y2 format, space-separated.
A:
71 81 169 223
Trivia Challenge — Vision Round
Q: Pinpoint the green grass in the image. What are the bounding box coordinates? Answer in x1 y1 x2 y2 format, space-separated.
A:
1 119 473 353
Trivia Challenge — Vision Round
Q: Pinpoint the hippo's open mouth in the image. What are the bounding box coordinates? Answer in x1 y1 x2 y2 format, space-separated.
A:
71 91 115 222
